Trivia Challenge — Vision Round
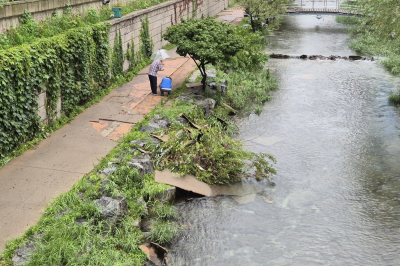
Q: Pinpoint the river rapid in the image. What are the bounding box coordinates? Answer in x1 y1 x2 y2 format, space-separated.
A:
169 15 400 265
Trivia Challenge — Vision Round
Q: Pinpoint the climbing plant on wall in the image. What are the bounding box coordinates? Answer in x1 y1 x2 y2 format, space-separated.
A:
139 16 154 58
112 30 124 78
0 23 111 159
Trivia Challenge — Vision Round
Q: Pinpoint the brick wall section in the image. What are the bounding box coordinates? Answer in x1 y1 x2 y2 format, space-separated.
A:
108 0 230 70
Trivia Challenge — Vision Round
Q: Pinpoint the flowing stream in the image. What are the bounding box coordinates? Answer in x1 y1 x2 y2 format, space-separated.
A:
169 16 400 265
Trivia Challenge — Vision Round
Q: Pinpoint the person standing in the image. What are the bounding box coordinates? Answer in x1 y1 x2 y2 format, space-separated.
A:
148 59 164 95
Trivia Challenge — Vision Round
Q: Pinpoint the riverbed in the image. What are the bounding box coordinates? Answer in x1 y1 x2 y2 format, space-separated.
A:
169 15 400 265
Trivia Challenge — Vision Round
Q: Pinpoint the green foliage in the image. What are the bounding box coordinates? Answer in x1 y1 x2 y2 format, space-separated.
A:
219 25 269 71
222 69 277 111
0 23 111 159
163 18 244 89
149 220 179 245
147 104 276 185
343 0 400 100
239 0 291 32
126 38 136 71
389 87 400 105
0 8 113 50
112 30 124 78
139 16 154 59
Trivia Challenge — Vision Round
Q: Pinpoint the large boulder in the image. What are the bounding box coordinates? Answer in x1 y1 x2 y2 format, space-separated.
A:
100 167 118 176
139 125 157 133
128 156 154 175
148 115 170 129
176 96 193 104
12 234 42 265
94 196 128 227
156 187 176 203
130 138 160 149
197 98 216 110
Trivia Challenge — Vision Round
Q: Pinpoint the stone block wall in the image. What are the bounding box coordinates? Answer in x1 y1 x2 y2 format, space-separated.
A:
37 90 62 123
108 0 230 70
0 0 121 33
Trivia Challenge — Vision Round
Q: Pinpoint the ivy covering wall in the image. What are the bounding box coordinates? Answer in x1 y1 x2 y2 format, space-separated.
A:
0 23 111 158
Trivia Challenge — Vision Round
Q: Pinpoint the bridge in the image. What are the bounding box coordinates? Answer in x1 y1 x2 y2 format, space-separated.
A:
286 0 362 17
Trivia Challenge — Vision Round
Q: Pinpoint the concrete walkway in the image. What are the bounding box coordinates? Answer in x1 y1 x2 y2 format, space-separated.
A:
0 8 244 251
0 48 197 251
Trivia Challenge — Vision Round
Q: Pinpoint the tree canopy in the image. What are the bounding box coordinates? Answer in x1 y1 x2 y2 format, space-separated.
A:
163 18 244 89
239 0 292 32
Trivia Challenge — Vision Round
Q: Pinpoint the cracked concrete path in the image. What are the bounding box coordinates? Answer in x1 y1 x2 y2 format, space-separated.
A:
0 48 196 251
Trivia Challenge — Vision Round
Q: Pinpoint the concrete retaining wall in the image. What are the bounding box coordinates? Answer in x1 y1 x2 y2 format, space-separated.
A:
108 0 230 70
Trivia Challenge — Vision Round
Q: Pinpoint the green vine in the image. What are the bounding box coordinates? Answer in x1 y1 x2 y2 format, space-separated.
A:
112 30 124 78
139 15 154 59
126 37 136 71
0 23 111 159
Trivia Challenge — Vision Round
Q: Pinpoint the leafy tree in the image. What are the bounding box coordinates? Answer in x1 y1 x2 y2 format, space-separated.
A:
219 25 269 71
240 0 292 32
163 18 244 90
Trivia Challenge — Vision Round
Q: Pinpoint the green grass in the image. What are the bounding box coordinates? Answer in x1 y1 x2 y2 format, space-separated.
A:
389 88 400 105
0 0 171 50
161 43 176 50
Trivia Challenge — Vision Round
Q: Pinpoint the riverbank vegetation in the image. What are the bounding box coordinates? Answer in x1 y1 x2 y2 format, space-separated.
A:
238 0 292 32
336 0 400 102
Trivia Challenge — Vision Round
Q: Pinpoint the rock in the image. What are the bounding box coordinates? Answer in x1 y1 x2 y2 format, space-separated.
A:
76 218 89 225
130 139 148 148
100 167 117 176
197 98 216 110
232 194 256 204
139 125 157 133
204 108 213 117
192 95 205 101
219 84 227 95
148 115 170 129
133 219 140 227
128 156 154 175
56 209 71 219
99 180 111 196
173 117 188 125
156 187 176 203
12 234 42 265
349 55 362 61
94 196 128 226
176 96 193 104
300 54 307 59
137 197 149 216
208 82 217 89
258 190 276 203
140 218 154 232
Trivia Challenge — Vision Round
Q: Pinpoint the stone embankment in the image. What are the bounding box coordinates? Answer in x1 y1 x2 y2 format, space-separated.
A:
270 53 375 61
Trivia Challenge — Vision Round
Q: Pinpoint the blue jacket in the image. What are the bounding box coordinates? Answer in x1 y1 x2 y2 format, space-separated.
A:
160 78 172 89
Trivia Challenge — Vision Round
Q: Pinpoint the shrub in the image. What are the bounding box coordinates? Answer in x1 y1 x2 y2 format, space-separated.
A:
389 88 400 105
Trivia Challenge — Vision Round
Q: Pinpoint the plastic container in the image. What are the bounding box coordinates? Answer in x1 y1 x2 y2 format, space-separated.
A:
112 7 122 18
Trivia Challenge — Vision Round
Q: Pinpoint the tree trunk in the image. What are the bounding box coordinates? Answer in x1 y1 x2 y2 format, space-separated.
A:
250 15 256 33
201 63 207 91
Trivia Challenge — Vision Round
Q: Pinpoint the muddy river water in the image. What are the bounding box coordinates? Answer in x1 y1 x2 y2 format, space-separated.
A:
169 16 400 265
